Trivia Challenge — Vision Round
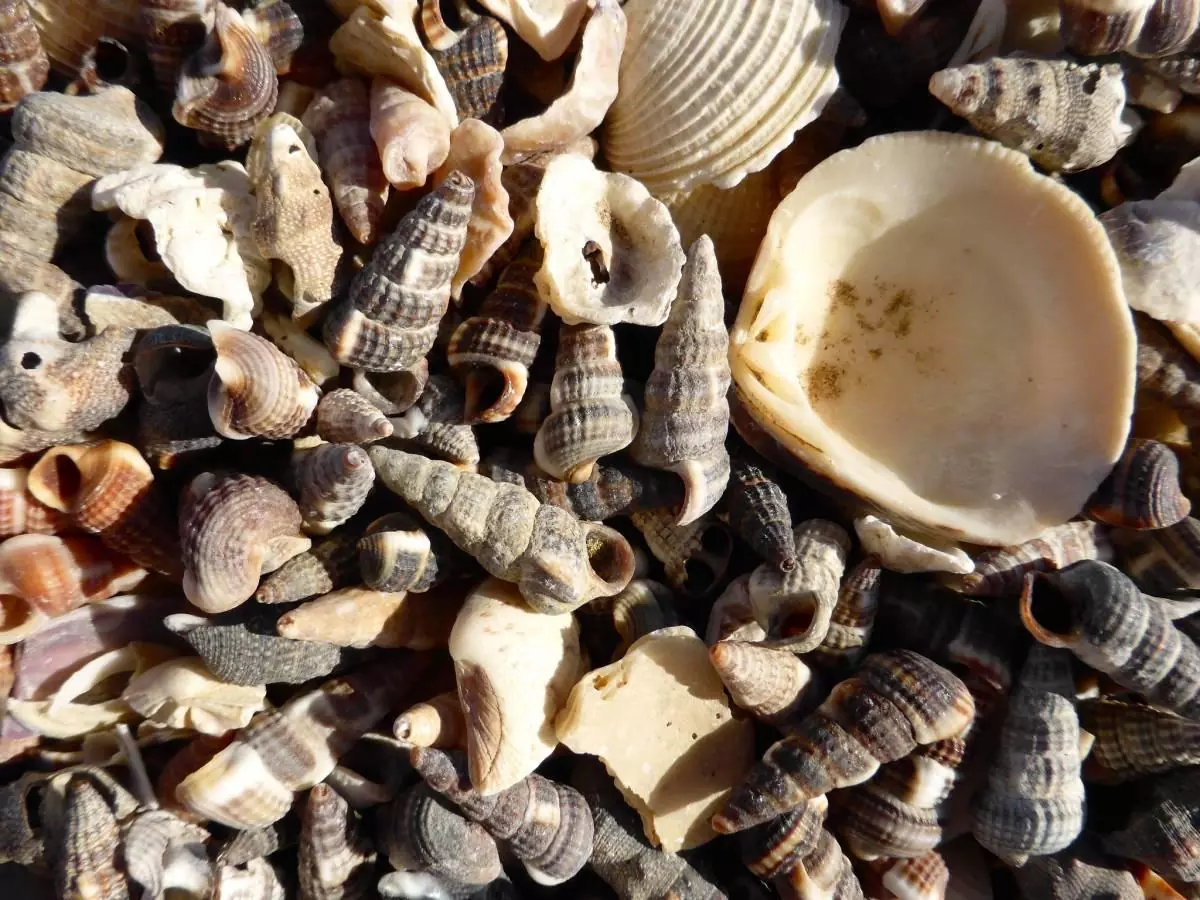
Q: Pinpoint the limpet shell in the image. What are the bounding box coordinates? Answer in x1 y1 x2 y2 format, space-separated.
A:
729 131 1135 546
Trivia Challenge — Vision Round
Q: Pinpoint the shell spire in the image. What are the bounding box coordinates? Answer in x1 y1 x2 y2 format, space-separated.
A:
289 441 375 536
1085 438 1191 530
710 640 816 726
299 783 376 900
726 449 795 572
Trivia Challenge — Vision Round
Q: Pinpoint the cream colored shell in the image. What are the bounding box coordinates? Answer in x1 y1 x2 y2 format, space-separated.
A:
729 132 1135 546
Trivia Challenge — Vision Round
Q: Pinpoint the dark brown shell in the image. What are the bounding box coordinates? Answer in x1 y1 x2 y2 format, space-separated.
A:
140 0 213 92
1060 0 1200 57
378 782 503 887
943 520 1112 597
810 556 883 671
1086 438 1191 530
1114 515 1200 593
1101 768 1200 882
1080 697 1200 783
726 448 795 572
427 13 507 124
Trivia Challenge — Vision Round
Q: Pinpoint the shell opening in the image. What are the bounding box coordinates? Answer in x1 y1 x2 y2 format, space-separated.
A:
683 559 718 596
89 39 137 86
1019 572 1076 649
582 240 610 285
700 524 733 557
463 367 510 423
45 454 84 511
781 603 817 639
585 525 635 590
0 594 34 634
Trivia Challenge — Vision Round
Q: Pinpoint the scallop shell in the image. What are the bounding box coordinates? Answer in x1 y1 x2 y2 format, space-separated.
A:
604 0 844 195
289 441 374 535
855 515 974 576
254 531 360 605
276 585 460 649
1080 697 1200 782
630 508 733 600
315 389 393 444
1059 0 1200 56
1086 438 1191 529
378 782 503 887
25 0 140 74
710 640 816 726
299 783 376 900
173 2 278 149
140 0 214 92
0 0 48 111
533 153 684 327
476 0 586 61
426 10 506 123
368 77 451 190
393 689 465 748
728 131 1135 546
121 657 267 735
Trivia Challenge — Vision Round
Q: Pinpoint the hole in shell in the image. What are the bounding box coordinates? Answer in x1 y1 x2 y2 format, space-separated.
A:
586 528 631 587
683 559 717 596
582 240 610 285
91 38 134 84
700 525 732 557
1028 576 1074 637
134 220 161 263
20 352 41 370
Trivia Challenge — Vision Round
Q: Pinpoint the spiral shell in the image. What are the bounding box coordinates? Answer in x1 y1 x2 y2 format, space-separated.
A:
277 585 460 649
598 578 679 658
0 0 47 111
727 450 795 573
358 511 461 593
323 172 473 373
775 827 863 900
378 782 503 888
393 689 465 749
289 441 374 536
1135 313 1200 429
389 374 480 470
426 10 506 123
710 640 816 726
173 2 277 148
630 508 733 599
54 774 128 900
25 0 140 75
1115 515 1200 593
1059 0 1200 57
1101 768 1200 882
943 520 1112 597
811 556 884 670
141 0 213 91
368 77 450 190
299 783 376 900
315 388 392 444
179 471 311 613
254 531 360 605
1080 697 1200 782
740 796 828 882
0 466 70 536
713 650 975 834
370 447 635 614
1086 438 1190 530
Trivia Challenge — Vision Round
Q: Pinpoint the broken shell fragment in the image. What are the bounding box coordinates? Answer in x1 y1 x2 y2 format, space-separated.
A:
854 515 974 575
368 77 451 190
121 657 267 735
1102 199 1200 331
277 585 460 650
477 0 587 61
730 131 1135 546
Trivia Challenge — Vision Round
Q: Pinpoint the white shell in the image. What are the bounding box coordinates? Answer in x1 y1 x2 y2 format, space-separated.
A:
603 0 845 195
854 515 975 575
122 657 267 735
729 132 1135 546
477 0 589 60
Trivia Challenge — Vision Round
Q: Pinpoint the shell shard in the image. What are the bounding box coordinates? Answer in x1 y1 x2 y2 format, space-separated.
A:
121 657 267 735
254 532 360 605
0 0 48 111
378 782 503 887
369 77 450 190
854 516 975 576
1115 515 1200 593
323 172 473 373
476 0 586 61
165 613 349 685
1080 697 1200 782
428 13 506 123
290 442 375 536
533 323 638 484
944 520 1112 597
1086 438 1190 530
630 508 733 600
1102 200 1200 331
713 650 975 834
298 783 376 900
726 451 796 572
710 640 815 726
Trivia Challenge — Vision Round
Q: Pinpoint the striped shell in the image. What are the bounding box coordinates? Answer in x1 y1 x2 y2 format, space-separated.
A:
1080 697 1200 782
357 511 460 593
289 441 374 536
1114 515 1200 593
1059 0 1200 56
710 640 815 726
1086 438 1191 530
726 449 796 572
254 531 360 605
298 783 376 900
0 467 68 536
630 508 733 599
141 0 214 91
943 520 1113 597
426 11 506 123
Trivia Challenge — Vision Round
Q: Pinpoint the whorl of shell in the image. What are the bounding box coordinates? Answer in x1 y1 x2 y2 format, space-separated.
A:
315 389 392 444
1059 0 1200 57
1012 840 1142 900
289 441 375 535
254 531 360 605
323 173 473 373
811 556 884 670
214 857 285 900
630 508 733 599
1086 438 1190 529
726 450 795 572
27 439 181 576
140 0 214 92
121 808 211 900
448 242 547 424
368 77 450 190
629 236 730 525
411 746 595 886
389 373 480 470
394 689 465 749
533 323 638 484
173 2 278 148
775 827 863 900
929 57 1137 172
358 511 458 593
299 783 376 900
207 320 320 440
1135 314 1200 429
165 613 348 685
1100 767 1200 882
240 0 303 75
54 774 129 900
599 578 679 657
712 650 975 834
971 644 1085 864
1022 560 1200 718
1114 515 1200 593
370 447 634 613
710 640 816 726
379 782 503 887
0 467 69 536
942 520 1112 597
177 654 428 828
277 585 459 650
1080 697 1200 782
747 519 852 653
425 10 506 123
740 796 828 882
303 77 388 246
0 0 47 111
179 471 311 613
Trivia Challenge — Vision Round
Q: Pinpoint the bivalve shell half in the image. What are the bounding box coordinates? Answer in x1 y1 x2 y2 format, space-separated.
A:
729 131 1135 546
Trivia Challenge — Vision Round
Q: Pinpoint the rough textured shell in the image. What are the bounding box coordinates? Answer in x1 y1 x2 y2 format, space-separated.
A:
1080 697 1200 782
389 373 480 470
54 775 129 900
0 0 47 111
1101 768 1200 882
315 389 393 444
1115 514 1200 593
630 508 733 599
604 0 844 194
726 450 795 572
299 783 376 900
0 467 69 536
428 12 507 123
1086 438 1190 529
369 77 451 190
730 131 1135 546
710 640 814 726
1012 840 1141 900
141 0 214 92
944 520 1111 597
254 532 360 605
289 442 374 535
1059 0 1200 56
379 782 502 886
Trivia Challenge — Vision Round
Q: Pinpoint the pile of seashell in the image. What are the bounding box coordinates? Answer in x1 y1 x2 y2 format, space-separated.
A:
5 0 1200 897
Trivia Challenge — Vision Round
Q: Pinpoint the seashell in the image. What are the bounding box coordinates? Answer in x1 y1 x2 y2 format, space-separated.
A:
476 0 586 61
533 153 684 327
215 816 297 866
1135 313 1200 428
433 119 513 298
710 640 816 726
370 447 636 614
774 827 863 900
315 389 393 444
54 774 129 900
0 466 70 536
729 131 1135 547
929 58 1137 173
388 374 480 470
1115 514 1200 593
375 870 514 900
299 783 376 900
811 556 884 670
92 163 270 329
248 121 342 319
1101 768 1200 882
121 657 267 735
1058 0 1200 56
605 0 843 195
726 450 795 572
255 531 360 605
0 292 135 434
80 287 215 331
426 10 506 123
240 0 302 74
289 441 374 536
533 323 638 483
706 575 767 645
368 77 451 190
448 577 585 793
357 511 462 593
27 440 180 577
1086 438 1191 529
499 0 624 163
323 172 473 372
629 236 730 526
352 365 428 417
1021 560 1200 718
0 144 93 255
260 309 340 387
1014 840 1141 899
179 471 311 614
740 796 829 883
630 508 733 599
303 77 389 245
600 578 678 657
943 520 1112 597
173 2 278 148
1079 697 1200 782
213 858 285 900
1102 199 1200 334
178 654 430 828
121 808 212 900
0 0 48 111
862 851 950 900
277 584 461 649
394 689 465 749
511 379 552 435
971 644 1085 864
140 0 214 92
712 649 975 834
747 519 852 653
854 516 974 576
378 782 503 887
103 216 179 289
134 323 215 407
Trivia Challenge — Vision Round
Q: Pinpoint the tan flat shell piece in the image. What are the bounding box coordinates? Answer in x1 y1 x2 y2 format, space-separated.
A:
477 0 589 61
122 657 267 735
854 515 974 575
730 132 1135 546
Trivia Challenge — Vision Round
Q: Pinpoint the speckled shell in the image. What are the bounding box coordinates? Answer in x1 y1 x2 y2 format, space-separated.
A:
394 689 465 748
1087 438 1190 529
370 447 634 614
140 0 213 91
299 783 376 900
710 640 815 726
726 450 795 573
1101 767 1200 881
379 782 503 887
315 389 392 444
357 511 460 593
179 471 311 613
277 585 460 649
173 2 277 148
426 11 506 123
1021 560 1200 719
368 77 450 191
534 324 637 484
254 531 360 605
448 242 547 424
323 172 473 373
1114 515 1200 593
0 0 47 111
811 556 883 670
411 746 594 885
630 508 733 599
0 466 70 536
712 650 975 834
1080 697 1200 782
289 442 374 535
1059 0 1200 57
177 655 429 828
54 775 129 900
943 521 1113 597
390 374 480 471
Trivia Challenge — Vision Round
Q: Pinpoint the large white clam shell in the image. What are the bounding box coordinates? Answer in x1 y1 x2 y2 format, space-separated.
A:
729 131 1135 546
603 0 845 195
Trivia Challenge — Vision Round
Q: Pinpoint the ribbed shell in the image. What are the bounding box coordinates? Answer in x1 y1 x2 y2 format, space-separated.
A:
630 508 733 599
390 374 480 471
1080 697 1200 782
741 797 828 882
863 850 949 900
140 0 213 92
379 782 503 887
120 809 210 900
299 783 376 900
811 556 883 670
289 442 374 536
0 467 70 536
0 0 47 111
1101 767 1200 882
1012 841 1141 900
774 827 863 900
726 450 795 572
1114 515 1200 593
26 0 140 74
315 389 393 444
428 13 506 123
165 613 348 685
254 532 360 605
240 0 302 74
358 511 458 593
713 650 975 834
943 521 1113 597
1059 0 1200 57
323 172 473 373
54 776 129 900
1087 438 1191 529
600 578 679 657
1135 314 1200 429
710 640 815 726
179 472 310 613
